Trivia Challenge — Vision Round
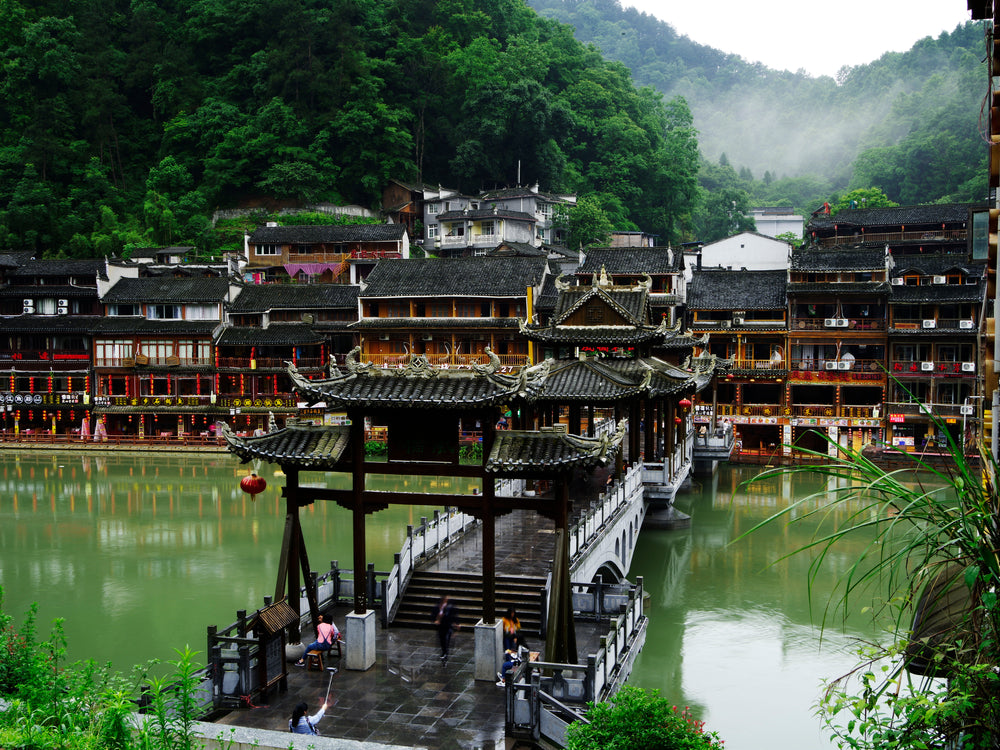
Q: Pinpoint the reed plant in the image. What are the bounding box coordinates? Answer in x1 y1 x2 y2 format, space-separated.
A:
739 422 999 748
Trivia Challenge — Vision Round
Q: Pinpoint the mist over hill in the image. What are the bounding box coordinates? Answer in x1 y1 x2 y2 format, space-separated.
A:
529 0 986 202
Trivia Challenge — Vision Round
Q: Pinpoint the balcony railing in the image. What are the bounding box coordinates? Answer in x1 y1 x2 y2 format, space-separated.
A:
889 360 976 376
216 357 324 369
791 359 883 373
891 318 976 331
791 318 886 331
815 229 966 247
736 404 782 417
0 350 91 363
362 352 529 370
887 401 969 419
730 358 788 371
94 357 213 368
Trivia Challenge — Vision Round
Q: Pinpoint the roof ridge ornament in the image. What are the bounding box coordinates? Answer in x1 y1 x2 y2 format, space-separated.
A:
471 347 501 375
598 265 610 287
555 273 570 291
344 346 381 376
402 353 437 378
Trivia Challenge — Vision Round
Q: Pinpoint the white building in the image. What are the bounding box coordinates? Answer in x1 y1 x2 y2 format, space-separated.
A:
750 207 803 239
695 232 792 272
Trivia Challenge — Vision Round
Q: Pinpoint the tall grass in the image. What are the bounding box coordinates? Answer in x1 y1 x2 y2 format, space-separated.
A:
737 424 1000 748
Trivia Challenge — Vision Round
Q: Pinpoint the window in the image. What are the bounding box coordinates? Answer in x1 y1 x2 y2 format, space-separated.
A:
455 302 478 317
427 302 451 317
479 220 495 236
538 203 552 218
586 306 605 324
186 304 219 320
426 224 439 238
96 339 132 364
536 228 548 242
427 203 440 214
149 304 181 319
256 244 280 255
109 304 140 316
445 224 464 237
293 245 311 255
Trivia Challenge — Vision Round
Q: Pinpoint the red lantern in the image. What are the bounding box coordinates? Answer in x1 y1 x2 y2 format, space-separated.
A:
678 398 692 409
674 416 682 424
240 472 267 501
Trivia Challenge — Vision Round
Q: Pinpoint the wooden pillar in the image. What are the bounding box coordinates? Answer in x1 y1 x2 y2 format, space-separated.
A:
667 400 675 475
545 476 577 664
568 403 581 435
712 381 719 432
350 411 367 614
276 467 301 642
587 405 594 437
482 417 497 624
629 400 641 462
643 398 654 460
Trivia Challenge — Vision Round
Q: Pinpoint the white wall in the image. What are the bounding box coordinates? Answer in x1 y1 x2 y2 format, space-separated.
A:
699 233 791 271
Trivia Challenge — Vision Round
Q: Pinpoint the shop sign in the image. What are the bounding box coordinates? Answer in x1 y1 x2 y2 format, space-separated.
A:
889 414 905 423
2 392 44 405
818 418 848 427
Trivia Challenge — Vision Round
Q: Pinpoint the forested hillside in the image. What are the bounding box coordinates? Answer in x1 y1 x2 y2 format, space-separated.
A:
530 0 987 215
0 0 704 257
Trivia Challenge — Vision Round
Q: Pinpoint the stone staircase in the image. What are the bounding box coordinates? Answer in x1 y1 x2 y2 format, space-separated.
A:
392 570 546 638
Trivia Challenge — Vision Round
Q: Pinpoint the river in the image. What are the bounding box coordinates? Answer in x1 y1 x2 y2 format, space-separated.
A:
0 450 884 749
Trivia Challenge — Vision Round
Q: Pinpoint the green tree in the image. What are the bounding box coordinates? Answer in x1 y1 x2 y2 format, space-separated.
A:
566 685 724 750
830 187 898 215
565 195 613 249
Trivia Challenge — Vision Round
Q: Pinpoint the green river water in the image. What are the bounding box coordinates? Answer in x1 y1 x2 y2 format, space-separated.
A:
0 450 886 749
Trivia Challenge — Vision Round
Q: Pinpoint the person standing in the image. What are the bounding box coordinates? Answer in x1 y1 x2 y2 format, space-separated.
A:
289 700 326 734
295 614 339 667
501 607 522 651
433 594 460 661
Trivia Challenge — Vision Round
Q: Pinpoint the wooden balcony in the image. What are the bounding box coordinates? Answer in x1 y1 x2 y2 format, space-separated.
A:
216 357 324 370
891 317 976 331
730 358 788 371
814 229 966 247
889 360 977 377
791 318 886 331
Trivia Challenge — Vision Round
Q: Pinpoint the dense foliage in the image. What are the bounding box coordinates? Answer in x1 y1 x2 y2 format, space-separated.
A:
0 0 701 257
0 587 208 749
566 685 725 749
531 0 988 217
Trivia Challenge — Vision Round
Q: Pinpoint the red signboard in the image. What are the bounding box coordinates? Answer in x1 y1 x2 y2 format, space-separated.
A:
889 414 905 423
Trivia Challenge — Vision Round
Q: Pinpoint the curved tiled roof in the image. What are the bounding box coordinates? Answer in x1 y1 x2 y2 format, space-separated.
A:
688 269 786 310
552 285 648 324
221 422 350 469
360 257 547 297
890 256 986 278
888 284 985 304
485 422 626 474
351 317 519 329
215 324 324 346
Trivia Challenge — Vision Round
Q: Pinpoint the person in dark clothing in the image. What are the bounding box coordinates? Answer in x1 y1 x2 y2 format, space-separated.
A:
433 594 460 661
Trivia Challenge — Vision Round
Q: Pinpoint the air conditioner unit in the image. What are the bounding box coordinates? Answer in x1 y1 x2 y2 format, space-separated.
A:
824 318 838 327
22 306 33 315
421 334 433 341
57 306 68 315
932 275 946 284
837 361 851 370
962 362 976 372
825 361 839 370
379 334 390 341
922 319 936 328
836 318 849 327
733 317 744 325
959 319 975 329
22 299 33 307
960 404 975 416
921 361 935 371
57 298 68 306
891 277 904 286
719 321 731 328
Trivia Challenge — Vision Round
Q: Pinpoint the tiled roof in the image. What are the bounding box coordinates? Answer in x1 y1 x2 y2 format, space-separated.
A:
487 242 547 257
807 203 976 231
289 350 524 408
0 315 102 333
102 277 230 303
520 323 669 346
221 422 350 470
437 207 535 223
485 423 625 474
248 224 406 244
791 247 887 271
891 256 986 278
129 246 195 258
94 318 220 335
688 270 786 310
229 283 359 313
0 285 98 298
552 286 648 324
216 324 324 346
478 187 574 203
577 247 680 275
360 257 547 297
789 282 890 295
10 259 105 277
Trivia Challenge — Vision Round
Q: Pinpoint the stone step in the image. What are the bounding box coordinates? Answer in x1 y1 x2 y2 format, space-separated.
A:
393 570 546 637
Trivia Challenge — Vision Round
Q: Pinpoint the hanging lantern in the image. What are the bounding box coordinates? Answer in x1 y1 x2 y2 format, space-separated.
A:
240 472 267 501
674 416 682 425
678 398 692 409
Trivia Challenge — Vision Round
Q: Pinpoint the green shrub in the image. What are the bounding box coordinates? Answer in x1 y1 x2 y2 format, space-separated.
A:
364 440 387 456
566 685 724 749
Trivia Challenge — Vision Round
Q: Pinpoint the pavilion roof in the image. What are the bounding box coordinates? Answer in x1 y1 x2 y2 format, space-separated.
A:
220 420 350 469
485 421 626 474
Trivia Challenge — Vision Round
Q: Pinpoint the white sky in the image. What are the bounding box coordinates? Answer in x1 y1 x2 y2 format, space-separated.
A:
622 0 976 78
